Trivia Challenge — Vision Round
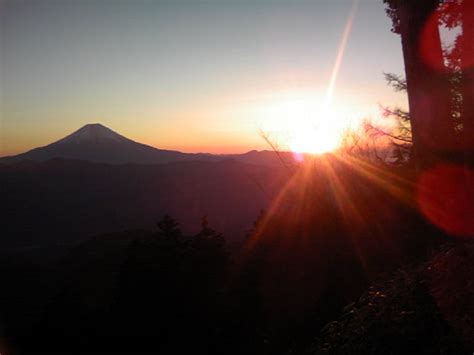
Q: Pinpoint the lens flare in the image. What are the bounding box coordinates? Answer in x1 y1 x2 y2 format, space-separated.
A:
417 164 474 237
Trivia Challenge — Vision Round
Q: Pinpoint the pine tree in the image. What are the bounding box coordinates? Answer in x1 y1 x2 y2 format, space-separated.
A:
156 214 182 240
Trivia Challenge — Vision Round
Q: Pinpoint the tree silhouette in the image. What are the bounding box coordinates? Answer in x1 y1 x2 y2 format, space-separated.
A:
156 214 182 240
194 215 224 246
384 0 474 166
384 0 456 166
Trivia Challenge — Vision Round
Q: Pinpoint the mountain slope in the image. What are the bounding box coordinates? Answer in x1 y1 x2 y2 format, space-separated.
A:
0 124 220 164
0 158 289 248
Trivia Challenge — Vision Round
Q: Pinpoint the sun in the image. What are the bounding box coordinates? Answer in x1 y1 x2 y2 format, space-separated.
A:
259 91 361 155
287 108 343 155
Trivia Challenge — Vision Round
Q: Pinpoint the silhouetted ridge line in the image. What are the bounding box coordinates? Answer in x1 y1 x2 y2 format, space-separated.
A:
0 123 296 166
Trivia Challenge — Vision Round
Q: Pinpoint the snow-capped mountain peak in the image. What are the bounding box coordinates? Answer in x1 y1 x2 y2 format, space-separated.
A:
57 123 129 144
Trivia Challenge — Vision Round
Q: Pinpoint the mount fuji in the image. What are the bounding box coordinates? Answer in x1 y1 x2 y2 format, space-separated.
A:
0 123 221 165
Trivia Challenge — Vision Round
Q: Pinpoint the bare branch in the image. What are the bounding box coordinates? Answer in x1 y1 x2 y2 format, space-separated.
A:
365 123 413 143
383 73 407 92
258 129 292 172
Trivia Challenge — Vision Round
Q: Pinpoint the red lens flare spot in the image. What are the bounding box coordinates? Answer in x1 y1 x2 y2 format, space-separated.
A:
417 164 474 237
420 7 444 72
420 1 474 72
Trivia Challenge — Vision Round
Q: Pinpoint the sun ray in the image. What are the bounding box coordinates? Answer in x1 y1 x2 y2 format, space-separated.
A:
319 157 370 270
324 0 359 108
257 1 363 156
334 153 416 205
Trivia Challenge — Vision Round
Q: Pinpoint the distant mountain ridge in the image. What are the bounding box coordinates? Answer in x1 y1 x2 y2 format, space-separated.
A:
0 123 222 165
0 123 295 166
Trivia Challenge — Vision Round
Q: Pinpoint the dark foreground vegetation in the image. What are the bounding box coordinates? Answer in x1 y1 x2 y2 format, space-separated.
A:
0 158 473 355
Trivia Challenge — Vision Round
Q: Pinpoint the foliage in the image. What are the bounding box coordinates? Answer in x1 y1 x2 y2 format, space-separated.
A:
0 196 470 354
384 73 408 92
311 243 474 354
382 0 474 167
429 241 474 345
156 214 182 240
379 74 412 162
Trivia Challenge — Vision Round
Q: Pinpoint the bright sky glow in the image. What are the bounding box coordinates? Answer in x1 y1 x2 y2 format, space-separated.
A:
258 90 369 154
0 0 407 156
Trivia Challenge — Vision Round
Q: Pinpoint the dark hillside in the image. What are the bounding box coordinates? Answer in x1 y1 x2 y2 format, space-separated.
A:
0 158 288 248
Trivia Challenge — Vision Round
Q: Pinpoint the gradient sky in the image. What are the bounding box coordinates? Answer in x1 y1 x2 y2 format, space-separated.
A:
0 0 408 155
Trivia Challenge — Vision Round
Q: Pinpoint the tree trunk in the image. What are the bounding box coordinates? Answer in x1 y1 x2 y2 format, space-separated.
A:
460 1 474 161
396 0 455 168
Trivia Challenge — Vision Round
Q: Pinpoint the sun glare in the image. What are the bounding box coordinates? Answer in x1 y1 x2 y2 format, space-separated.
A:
259 91 364 155
256 0 362 156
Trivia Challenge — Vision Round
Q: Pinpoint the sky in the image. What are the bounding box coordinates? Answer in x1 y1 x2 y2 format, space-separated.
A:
0 0 408 155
